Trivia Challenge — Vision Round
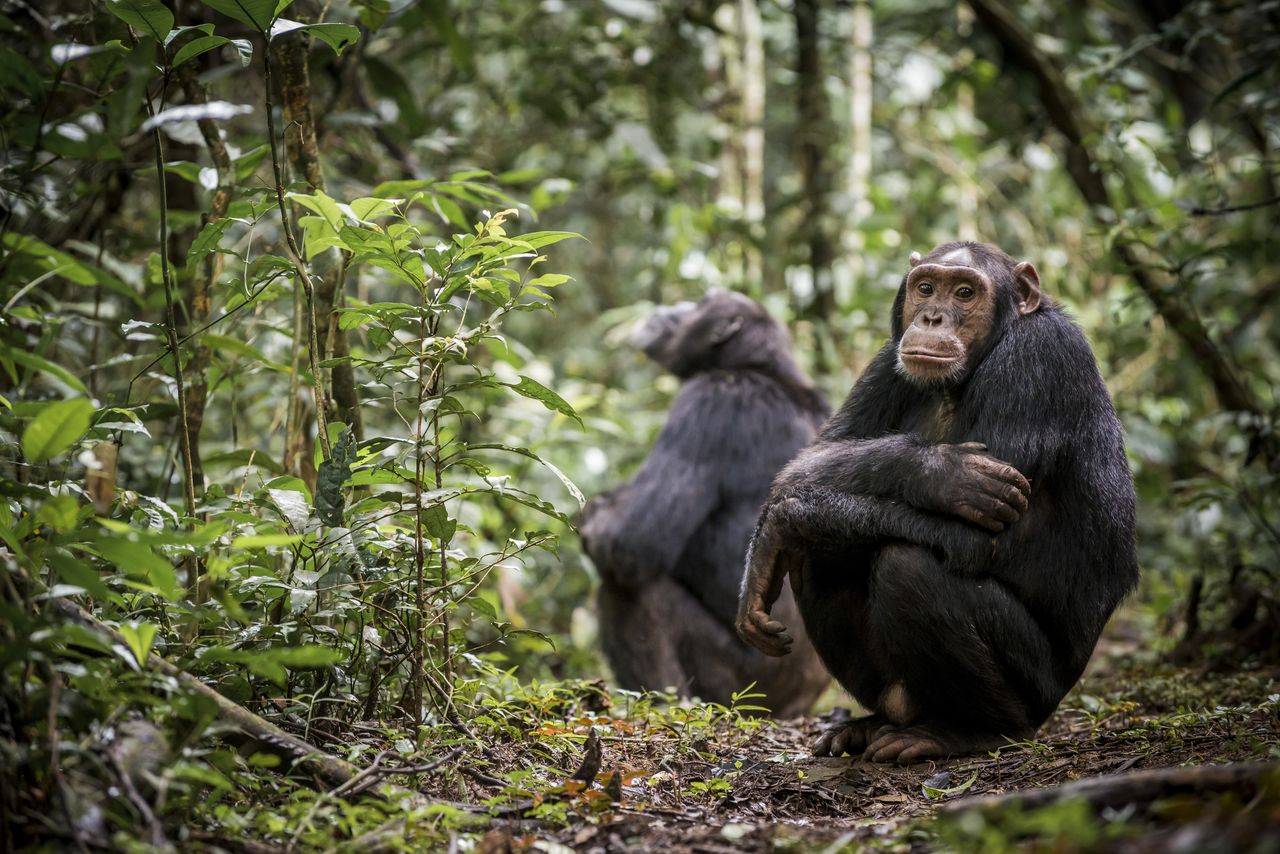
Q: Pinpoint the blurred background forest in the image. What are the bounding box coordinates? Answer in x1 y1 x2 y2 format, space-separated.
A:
0 0 1278 849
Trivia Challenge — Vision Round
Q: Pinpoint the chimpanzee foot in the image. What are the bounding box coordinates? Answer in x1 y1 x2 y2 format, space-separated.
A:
811 714 891 757
863 725 1010 764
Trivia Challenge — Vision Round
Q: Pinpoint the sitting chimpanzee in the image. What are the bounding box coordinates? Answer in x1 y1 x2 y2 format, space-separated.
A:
581 290 831 716
737 242 1138 761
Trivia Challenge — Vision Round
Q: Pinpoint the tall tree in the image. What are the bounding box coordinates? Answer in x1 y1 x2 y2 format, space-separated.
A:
844 0 874 278
794 0 837 324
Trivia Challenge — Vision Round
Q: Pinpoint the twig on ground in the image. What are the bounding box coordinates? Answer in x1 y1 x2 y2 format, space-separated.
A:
944 760 1279 813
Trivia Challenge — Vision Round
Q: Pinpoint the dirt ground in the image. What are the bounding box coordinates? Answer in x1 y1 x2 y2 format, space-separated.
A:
445 655 1280 853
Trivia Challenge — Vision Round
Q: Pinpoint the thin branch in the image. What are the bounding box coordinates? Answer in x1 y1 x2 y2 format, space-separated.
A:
945 760 1279 813
144 74 198 522
1186 195 1280 216
966 0 1269 437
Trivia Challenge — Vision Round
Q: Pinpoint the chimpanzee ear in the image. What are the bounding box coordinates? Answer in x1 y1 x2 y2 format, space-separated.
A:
711 315 745 345
908 251 923 268
1012 261 1042 315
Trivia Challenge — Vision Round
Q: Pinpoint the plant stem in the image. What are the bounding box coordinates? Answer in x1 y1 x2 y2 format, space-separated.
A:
145 77 197 524
411 306 427 731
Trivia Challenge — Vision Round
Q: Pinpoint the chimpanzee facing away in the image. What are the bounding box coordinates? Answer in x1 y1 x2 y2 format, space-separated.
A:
737 242 1138 761
581 290 831 716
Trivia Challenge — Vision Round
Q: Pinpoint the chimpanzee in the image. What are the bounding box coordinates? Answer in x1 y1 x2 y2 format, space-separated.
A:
581 290 831 716
737 242 1138 761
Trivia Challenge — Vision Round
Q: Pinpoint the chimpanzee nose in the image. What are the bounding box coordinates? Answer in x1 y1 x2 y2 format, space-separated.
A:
919 309 944 327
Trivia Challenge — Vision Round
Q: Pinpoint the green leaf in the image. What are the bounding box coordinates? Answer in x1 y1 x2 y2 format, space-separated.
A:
200 0 281 32
8 351 87 394
288 190 343 230
187 218 233 267
268 645 342 667
204 334 288 370
105 0 174 43
173 35 250 68
35 494 80 533
46 549 114 601
22 398 93 462
348 196 400 222
467 443 585 507
3 232 100 286
230 533 302 548
268 19 360 55
519 230 581 249
423 504 456 541
86 538 179 600
163 23 216 47
922 770 979 800
119 621 159 667
507 376 582 427
525 273 570 289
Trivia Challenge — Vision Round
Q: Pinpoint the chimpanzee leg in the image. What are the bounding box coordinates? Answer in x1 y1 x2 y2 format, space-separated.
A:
597 578 689 695
794 551 896 755
860 543 1059 762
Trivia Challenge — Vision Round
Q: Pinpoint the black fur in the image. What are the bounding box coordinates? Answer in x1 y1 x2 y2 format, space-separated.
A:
747 242 1138 750
582 290 831 715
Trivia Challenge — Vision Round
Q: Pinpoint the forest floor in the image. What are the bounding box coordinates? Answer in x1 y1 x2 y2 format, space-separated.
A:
444 663 1278 853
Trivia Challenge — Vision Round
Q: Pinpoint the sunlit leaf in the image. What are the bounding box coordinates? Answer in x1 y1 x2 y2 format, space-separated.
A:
118 621 159 667
141 102 253 132
268 19 360 55
22 398 93 462
507 376 583 427
173 35 253 68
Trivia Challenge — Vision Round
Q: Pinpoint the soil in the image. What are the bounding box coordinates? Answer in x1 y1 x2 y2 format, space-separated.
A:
447 656 1280 853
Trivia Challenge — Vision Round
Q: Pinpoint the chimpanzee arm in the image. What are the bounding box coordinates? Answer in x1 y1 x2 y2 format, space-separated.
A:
771 438 1030 534
581 376 753 590
764 346 1029 530
737 487 995 656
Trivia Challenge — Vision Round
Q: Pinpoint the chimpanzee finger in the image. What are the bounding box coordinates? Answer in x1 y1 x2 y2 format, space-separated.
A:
967 454 1031 497
956 502 1006 533
746 611 792 656
969 473 1030 520
830 727 855 757
956 441 988 453
999 481 1030 514
812 729 836 757
979 492 1021 526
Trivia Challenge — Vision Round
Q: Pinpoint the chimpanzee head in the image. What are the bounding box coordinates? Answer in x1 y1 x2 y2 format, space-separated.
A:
633 289 795 379
891 241 1044 386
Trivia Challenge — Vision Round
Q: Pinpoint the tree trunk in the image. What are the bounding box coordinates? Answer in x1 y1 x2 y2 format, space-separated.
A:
177 65 232 497
740 0 766 290
272 17 364 443
795 0 837 325
844 0 873 279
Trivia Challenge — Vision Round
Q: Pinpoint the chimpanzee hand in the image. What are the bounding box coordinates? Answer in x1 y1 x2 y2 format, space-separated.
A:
909 442 1030 533
736 502 803 657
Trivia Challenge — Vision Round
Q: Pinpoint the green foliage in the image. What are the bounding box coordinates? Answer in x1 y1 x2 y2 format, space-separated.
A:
20 397 92 462
0 0 1277 847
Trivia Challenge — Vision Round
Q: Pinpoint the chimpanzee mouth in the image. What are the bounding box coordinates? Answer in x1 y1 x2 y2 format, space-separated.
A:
900 350 960 364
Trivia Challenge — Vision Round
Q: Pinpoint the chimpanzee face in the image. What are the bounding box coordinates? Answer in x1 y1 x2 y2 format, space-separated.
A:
896 244 1042 386
636 289 779 377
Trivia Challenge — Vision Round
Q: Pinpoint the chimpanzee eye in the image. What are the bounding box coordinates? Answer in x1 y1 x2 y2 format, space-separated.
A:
956 286 974 299
917 282 934 296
